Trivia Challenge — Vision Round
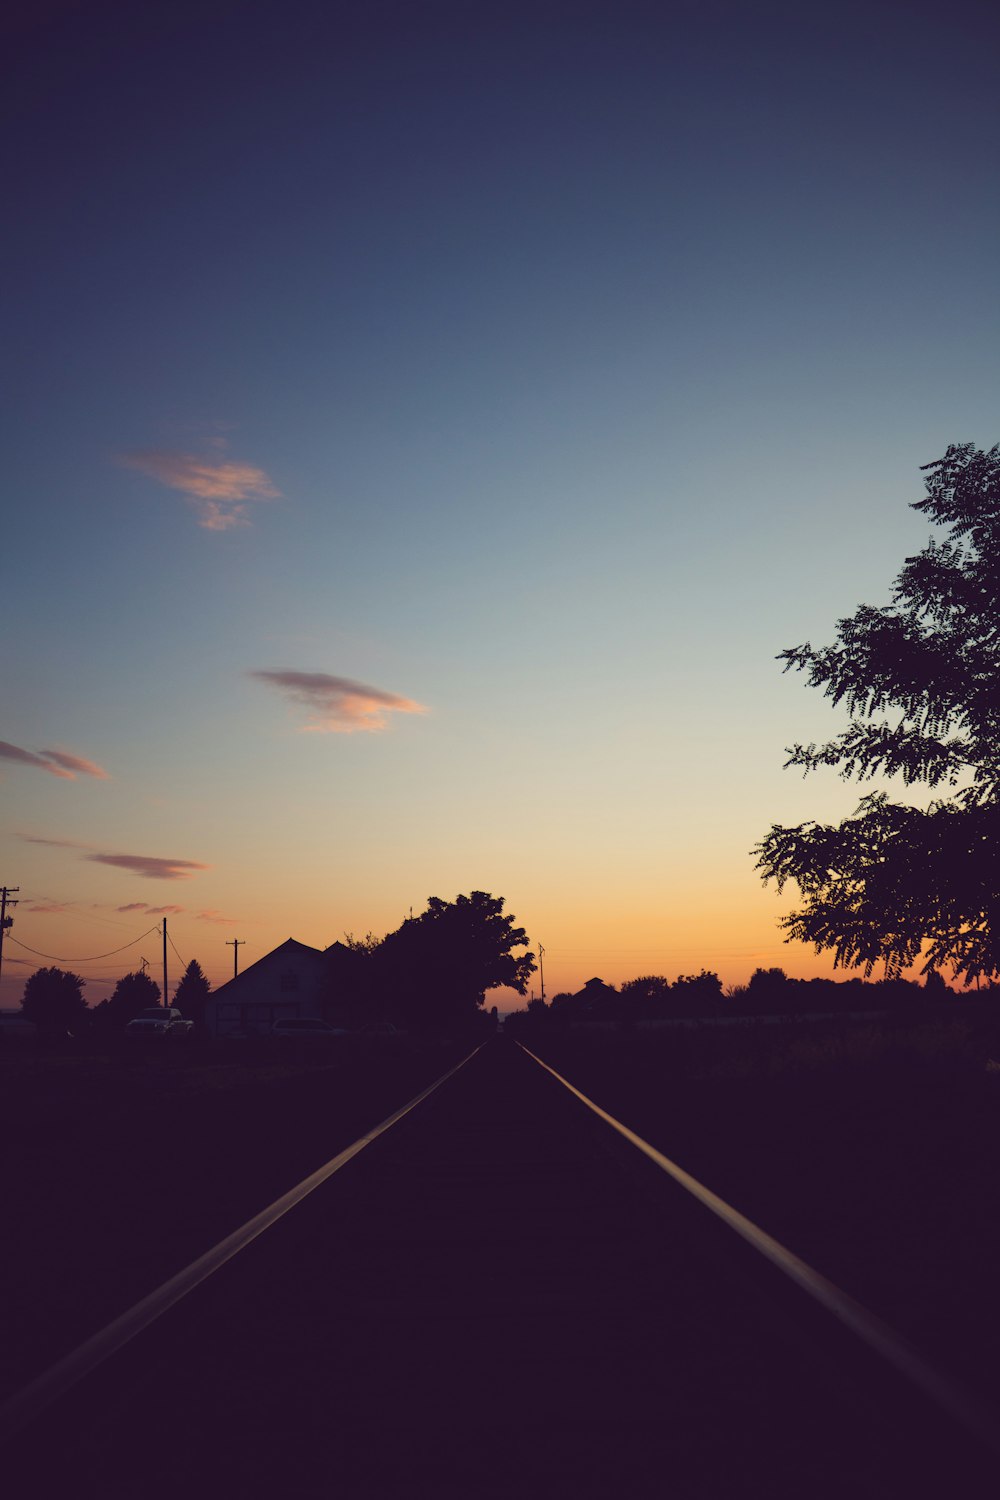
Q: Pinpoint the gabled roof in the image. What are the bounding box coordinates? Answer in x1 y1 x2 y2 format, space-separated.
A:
212 937 326 995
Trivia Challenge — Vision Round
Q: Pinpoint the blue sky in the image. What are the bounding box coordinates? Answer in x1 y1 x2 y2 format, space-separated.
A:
2 0 998 1005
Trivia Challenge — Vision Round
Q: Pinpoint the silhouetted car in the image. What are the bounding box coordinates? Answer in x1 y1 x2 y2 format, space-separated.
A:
270 1018 348 1041
125 1007 194 1040
0 1013 38 1041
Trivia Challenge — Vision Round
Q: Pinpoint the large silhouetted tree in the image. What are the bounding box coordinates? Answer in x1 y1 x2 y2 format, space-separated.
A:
376 892 534 1029
21 966 89 1035
755 443 1000 984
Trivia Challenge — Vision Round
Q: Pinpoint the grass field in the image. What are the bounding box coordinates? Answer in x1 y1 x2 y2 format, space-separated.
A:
522 1012 1000 1404
0 1036 469 1402
5 1015 1000 1418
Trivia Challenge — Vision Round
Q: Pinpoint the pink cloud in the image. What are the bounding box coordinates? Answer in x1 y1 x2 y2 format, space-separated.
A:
87 853 210 881
146 904 186 915
195 909 240 926
38 748 110 779
1 741 73 778
19 836 207 883
118 446 280 530
116 902 149 912
250 669 428 734
22 900 73 915
1 742 108 780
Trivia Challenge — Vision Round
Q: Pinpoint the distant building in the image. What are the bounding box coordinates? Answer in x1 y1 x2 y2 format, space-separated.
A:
548 977 618 1023
206 938 363 1036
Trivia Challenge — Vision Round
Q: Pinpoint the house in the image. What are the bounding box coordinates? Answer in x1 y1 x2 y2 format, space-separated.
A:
207 938 364 1037
548 977 619 1024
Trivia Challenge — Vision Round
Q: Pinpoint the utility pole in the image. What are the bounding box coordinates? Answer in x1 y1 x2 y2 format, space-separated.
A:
226 938 245 979
538 942 545 1006
140 956 150 975
0 887 19 1005
162 919 168 1009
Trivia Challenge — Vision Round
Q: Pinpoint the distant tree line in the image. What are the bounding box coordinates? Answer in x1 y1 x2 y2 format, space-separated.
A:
13 893 533 1041
506 964 981 1033
15 959 211 1038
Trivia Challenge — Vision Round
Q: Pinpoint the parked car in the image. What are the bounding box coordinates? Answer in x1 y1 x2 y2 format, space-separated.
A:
0 1012 38 1042
124 1007 194 1041
271 1018 349 1041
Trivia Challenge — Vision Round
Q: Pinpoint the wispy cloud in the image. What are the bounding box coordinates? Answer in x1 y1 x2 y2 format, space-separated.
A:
87 853 210 881
118 444 281 530
20 834 208 882
250 669 428 733
2 741 108 780
1 742 72 778
38 748 110 779
18 833 92 848
114 900 237 924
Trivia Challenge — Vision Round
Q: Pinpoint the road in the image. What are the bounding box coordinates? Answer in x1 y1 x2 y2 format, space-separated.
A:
4 1038 995 1497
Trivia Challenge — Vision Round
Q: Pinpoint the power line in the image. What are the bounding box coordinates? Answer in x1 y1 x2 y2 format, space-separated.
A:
167 931 187 971
6 927 160 962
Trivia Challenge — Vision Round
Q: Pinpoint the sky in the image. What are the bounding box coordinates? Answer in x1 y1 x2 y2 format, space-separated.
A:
2 0 998 1010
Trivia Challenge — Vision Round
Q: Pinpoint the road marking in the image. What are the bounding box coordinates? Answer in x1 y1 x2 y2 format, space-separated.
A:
519 1041 1000 1457
0 1045 481 1445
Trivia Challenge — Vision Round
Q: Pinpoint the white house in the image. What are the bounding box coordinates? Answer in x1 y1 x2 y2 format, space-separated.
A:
207 938 361 1037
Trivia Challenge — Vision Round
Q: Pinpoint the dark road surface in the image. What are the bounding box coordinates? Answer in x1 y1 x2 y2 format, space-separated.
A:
4 1040 996 1498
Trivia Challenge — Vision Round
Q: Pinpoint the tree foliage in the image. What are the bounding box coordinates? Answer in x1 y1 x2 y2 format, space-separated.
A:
92 969 160 1030
173 960 211 1026
375 892 534 1029
21 966 89 1033
107 969 161 1022
755 443 1000 984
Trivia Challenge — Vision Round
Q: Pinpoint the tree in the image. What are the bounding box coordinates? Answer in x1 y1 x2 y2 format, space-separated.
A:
619 975 672 1020
755 442 1000 985
375 892 535 1030
173 960 211 1027
672 970 723 1008
21 966 89 1035
113 972 160 1020
101 969 161 1026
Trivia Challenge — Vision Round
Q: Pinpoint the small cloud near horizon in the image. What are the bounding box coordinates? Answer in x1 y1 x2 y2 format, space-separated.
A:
196 908 240 926
19 833 92 849
1 741 109 780
118 443 280 531
250 669 427 733
87 853 210 881
20 835 207 882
